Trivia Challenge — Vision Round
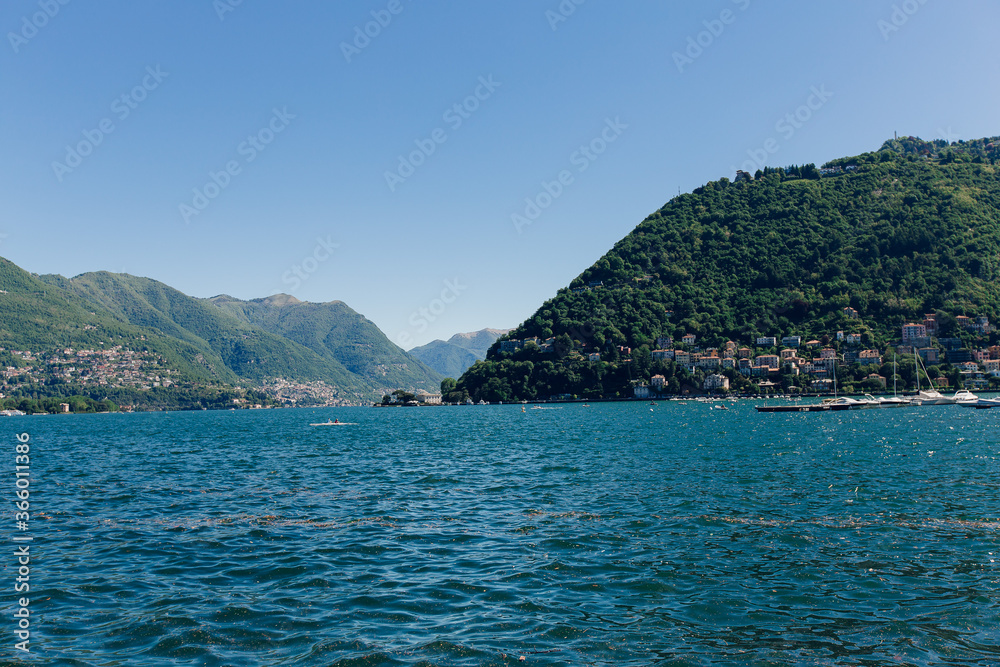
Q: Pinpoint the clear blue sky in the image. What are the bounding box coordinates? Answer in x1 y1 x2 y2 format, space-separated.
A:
2 1 998 349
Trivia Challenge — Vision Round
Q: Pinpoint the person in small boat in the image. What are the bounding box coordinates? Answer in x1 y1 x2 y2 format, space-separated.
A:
333 418 339 424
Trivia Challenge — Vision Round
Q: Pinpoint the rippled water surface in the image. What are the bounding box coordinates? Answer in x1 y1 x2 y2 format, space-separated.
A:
6 401 1000 665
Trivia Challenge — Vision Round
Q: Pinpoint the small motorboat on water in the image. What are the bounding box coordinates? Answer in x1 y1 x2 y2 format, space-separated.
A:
822 396 879 409
956 393 1000 409
876 396 911 407
757 394 879 412
910 389 956 406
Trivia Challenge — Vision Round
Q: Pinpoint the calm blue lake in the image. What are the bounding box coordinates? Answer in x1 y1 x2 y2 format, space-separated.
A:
4 401 1000 665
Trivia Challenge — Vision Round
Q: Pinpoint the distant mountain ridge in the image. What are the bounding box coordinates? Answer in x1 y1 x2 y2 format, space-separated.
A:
446 328 511 356
0 258 229 386
208 293 442 392
0 258 440 405
408 328 510 378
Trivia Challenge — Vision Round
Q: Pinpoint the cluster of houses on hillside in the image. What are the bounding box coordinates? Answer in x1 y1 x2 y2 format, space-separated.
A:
633 335 886 396
498 309 997 396
260 378 356 407
901 313 991 342
636 312 995 396
0 346 175 394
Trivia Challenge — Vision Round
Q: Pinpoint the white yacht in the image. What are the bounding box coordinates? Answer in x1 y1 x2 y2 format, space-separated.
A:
957 396 1000 409
877 395 911 407
953 389 980 405
821 396 880 409
910 388 955 406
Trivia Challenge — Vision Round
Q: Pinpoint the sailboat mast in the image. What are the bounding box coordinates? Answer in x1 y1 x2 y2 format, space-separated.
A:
893 353 897 397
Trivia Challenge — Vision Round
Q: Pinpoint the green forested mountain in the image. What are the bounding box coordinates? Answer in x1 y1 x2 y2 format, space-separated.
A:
408 328 509 378
457 136 1000 402
408 341 481 379
0 259 440 407
40 272 375 395
207 294 442 392
0 258 228 384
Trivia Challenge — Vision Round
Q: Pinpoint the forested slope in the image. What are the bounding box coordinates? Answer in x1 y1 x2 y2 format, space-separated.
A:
457 136 1000 401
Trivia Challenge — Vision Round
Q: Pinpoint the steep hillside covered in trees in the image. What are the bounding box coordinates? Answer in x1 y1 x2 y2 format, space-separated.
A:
456 136 1000 402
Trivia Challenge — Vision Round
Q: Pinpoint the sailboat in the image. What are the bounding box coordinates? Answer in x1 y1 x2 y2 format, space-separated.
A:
909 351 953 405
908 348 977 406
878 353 910 407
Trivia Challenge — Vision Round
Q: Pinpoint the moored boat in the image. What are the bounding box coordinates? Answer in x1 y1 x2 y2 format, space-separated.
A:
876 395 911 407
910 388 956 406
953 389 979 403
955 393 998 409
756 400 855 412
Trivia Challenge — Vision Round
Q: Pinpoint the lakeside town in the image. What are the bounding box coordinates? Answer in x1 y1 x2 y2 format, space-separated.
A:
495 309 999 400
0 343 396 411
1 346 177 393
5 310 998 411
0 345 310 410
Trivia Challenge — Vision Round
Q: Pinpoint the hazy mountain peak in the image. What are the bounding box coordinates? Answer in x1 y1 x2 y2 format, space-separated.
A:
260 293 303 306
449 328 511 342
409 328 511 377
